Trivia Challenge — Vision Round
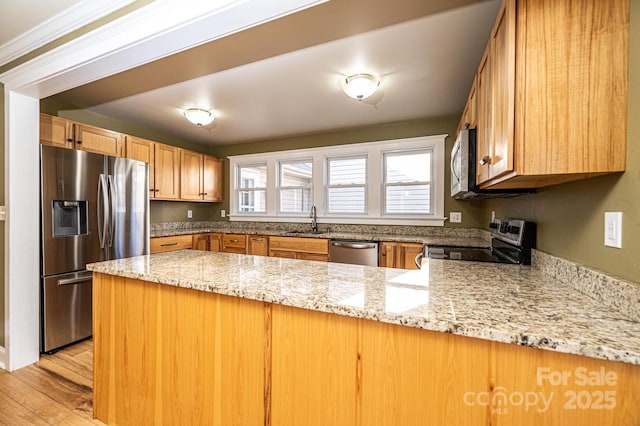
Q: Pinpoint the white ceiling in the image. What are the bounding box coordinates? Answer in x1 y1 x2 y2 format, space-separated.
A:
4 0 501 147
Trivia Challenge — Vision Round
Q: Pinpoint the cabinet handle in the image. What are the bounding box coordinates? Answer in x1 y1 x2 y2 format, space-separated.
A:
230 239 240 243
66 138 73 142
160 242 178 247
252 238 264 242
479 155 491 166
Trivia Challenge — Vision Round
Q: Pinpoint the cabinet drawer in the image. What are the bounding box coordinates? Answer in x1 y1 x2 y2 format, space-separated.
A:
150 235 193 254
268 237 329 254
223 234 247 249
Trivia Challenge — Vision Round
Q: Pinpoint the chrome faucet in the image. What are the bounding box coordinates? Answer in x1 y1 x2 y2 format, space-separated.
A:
310 205 318 233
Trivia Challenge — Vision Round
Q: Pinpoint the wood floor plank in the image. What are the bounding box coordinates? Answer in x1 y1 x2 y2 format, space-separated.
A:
0 371 96 425
0 340 105 426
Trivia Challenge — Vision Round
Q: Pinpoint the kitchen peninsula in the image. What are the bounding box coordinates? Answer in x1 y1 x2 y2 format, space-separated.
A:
88 250 640 425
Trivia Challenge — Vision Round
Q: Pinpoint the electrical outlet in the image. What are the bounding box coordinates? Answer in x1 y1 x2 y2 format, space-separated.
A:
221 209 226 218
450 212 462 223
187 209 193 219
491 210 495 221
604 212 622 248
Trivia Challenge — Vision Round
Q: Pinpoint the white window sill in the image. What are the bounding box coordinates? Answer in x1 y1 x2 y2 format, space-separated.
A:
228 214 446 227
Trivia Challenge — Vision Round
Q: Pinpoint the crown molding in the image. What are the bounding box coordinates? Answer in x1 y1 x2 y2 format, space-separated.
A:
0 0 135 68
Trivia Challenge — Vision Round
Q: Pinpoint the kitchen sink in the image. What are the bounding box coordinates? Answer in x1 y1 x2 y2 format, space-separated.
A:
280 230 328 236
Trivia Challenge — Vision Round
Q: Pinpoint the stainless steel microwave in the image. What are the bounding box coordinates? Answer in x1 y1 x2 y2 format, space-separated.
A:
450 128 534 200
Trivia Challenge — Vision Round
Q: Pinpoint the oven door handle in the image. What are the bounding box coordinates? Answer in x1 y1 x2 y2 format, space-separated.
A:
451 142 461 182
414 252 424 269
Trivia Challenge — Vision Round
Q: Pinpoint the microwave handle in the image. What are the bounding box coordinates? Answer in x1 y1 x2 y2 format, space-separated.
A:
451 143 461 182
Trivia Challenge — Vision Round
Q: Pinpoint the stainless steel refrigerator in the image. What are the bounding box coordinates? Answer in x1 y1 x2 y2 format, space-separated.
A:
40 145 149 353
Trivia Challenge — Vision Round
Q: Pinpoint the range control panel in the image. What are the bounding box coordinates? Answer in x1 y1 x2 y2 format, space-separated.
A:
489 218 535 248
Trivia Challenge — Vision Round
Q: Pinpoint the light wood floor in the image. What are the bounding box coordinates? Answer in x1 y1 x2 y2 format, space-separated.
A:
0 339 104 425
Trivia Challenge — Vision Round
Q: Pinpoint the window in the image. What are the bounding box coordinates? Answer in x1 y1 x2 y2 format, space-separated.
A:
236 164 267 213
326 156 367 214
383 150 432 215
228 134 446 226
278 160 313 214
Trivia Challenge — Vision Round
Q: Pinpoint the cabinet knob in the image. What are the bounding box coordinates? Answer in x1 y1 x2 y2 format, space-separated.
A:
77 140 82 144
479 155 491 166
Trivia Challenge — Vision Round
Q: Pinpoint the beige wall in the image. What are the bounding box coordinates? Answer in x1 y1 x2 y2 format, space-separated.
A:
483 0 639 283
209 116 486 228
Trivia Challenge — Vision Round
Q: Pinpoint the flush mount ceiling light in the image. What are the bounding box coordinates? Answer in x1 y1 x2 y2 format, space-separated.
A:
183 108 215 126
342 73 380 101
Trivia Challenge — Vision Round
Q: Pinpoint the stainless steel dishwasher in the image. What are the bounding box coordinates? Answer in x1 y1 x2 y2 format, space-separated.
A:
329 240 379 266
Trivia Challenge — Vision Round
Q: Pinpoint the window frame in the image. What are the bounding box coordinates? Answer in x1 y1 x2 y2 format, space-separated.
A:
276 159 314 215
382 148 434 216
228 134 447 226
235 162 267 214
325 154 368 216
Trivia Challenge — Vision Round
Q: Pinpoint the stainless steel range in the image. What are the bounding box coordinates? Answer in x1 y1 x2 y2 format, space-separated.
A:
427 218 536 265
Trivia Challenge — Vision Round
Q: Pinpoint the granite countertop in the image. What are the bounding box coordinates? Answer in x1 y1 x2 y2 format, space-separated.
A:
87 250 640 365
151 227 490 248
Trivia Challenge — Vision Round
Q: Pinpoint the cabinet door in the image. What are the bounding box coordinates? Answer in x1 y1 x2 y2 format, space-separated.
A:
155 144 180 200
476 48 492 185
126 136 155 198
180 150 204 201
209 234 222 252
40 114 73 149
488 0 515 180
379 242 397 268
203 155 223 202
297 252 329 262
192 233 209 251
397 243 423 270
269 249 298 260
75 124 123 157
247 236 269 256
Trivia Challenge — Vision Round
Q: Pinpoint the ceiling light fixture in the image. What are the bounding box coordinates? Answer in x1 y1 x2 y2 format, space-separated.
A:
342 73 380 101
183 108 214 126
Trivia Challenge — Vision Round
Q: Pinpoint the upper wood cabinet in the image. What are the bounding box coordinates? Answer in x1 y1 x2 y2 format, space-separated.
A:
379 241 422 270
180 150 223 202
472 0 628 189
40 114 74 149
75 123 123 157
126 136 181 200
456 76 477 136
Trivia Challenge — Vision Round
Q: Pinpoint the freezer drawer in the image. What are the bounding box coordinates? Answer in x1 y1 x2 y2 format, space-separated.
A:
41 271 93 353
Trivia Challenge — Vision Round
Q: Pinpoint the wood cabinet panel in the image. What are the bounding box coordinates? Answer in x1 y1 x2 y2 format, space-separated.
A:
39 114 73 149
93 273 266 426
180 150 203 201
247 235 269 256
150 235 193 253
125 136 155 198
379 241 422 270
269 236 329 262
192 233 223 252
203 155 223 202
155 144 180 200
271 304 358 426
476 48 492 185
223 233 247 254
74 124 123 157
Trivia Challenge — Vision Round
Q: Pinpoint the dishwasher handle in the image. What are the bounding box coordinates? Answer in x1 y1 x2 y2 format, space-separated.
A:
331 241 377 250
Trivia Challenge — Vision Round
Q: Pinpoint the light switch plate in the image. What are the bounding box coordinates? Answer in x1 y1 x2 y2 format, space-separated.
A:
221 209 226 218
450 212 462 223
187 209 193 219
0 206 5 221
604 212 622 248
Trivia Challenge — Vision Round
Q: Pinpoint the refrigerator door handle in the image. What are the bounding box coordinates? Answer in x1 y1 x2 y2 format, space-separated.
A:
97 174 109 249
107 174 117 249
57 272 93 286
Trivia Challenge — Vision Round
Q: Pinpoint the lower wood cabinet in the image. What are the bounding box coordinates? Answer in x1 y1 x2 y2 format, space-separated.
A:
192 232 222 252
150 235 193 254
223 233 247 254
268 236 329 262
247 235 269 256
379 241 423 270
94 274 640 426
